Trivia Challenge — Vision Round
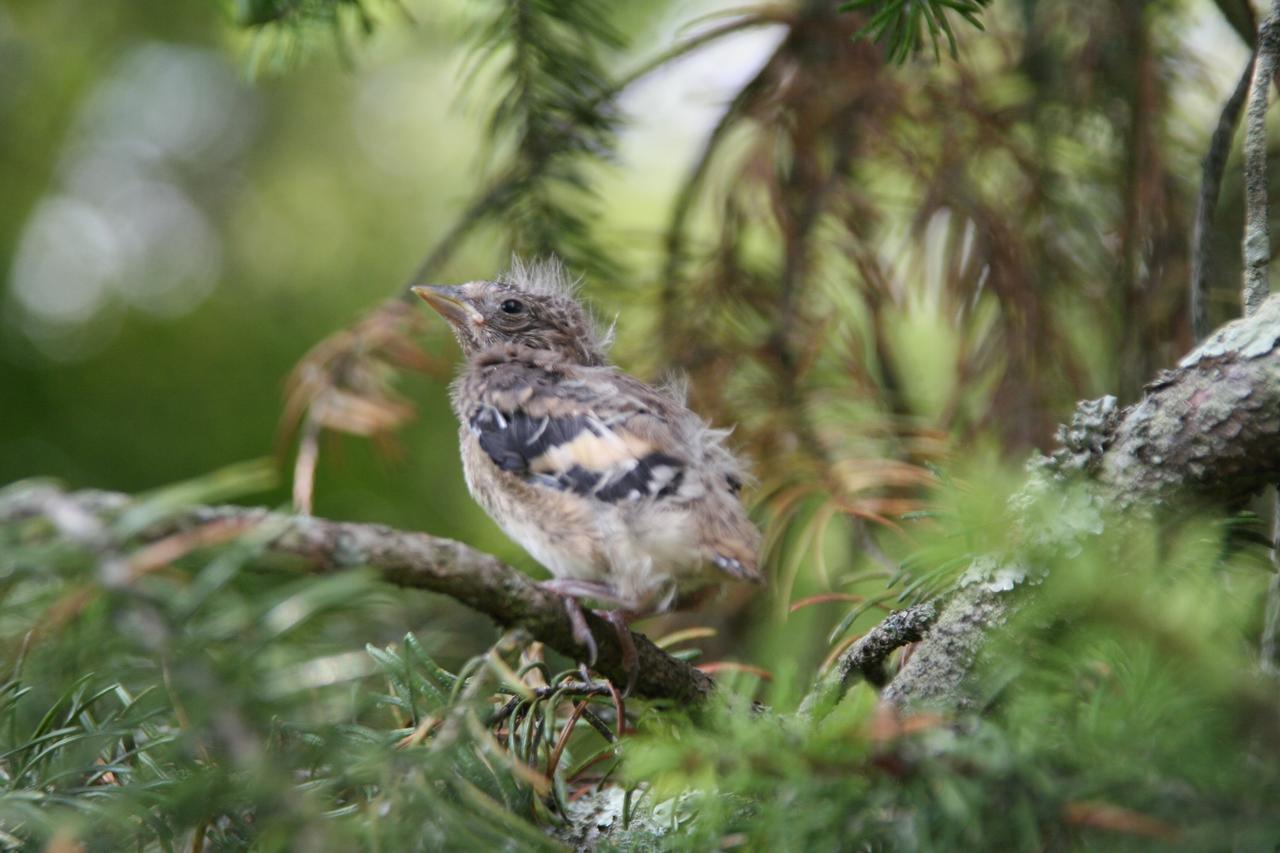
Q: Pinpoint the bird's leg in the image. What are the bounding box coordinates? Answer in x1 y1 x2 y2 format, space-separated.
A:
600 609 638 697
539 579 626 667
538 580 638 693
539 579 628 606
561 595 597 665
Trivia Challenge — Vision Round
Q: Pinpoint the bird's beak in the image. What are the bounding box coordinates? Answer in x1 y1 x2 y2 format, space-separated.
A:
411 285 485 327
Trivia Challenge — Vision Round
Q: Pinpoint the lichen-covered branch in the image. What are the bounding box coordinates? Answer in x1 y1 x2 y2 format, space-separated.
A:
800 603 936 718
886 295 1280 707
0 486 714 705
881 561 1022 709
1097 295 1280 503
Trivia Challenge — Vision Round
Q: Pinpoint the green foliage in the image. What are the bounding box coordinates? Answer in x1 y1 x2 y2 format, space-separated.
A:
4 464 1278 849
843 0 990 62
0 468 625 849
232 0 405 73
618 503 1280 851
454 0 630 282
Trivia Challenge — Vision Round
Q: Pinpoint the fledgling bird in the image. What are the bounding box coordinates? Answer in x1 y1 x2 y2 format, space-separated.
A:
413 259 762 686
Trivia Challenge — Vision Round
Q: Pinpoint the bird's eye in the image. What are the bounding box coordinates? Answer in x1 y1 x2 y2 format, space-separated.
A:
499 299 524 315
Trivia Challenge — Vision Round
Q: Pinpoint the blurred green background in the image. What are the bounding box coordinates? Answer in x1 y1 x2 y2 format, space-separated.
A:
0 0 675 554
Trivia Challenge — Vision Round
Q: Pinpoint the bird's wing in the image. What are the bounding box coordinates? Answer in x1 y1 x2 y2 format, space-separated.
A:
468 358 761 585
468 363 688 504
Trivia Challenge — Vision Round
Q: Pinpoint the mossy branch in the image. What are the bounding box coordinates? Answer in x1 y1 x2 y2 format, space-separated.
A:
799 602 937 718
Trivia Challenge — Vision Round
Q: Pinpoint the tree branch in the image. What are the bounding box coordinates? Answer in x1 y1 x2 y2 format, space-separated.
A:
1242 2 1280 675
1191 54 1253 341
0 486 715 705
1243 9 1280 315
799 603 936 718
1213 0 1257 48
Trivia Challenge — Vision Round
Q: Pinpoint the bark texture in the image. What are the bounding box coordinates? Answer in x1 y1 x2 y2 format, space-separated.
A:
1098 295 1280 503
1244 11 1280 315
800 602 936 718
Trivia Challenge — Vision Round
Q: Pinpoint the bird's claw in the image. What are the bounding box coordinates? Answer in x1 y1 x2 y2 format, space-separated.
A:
600 609 638 698
538 579 637 695
562 596 598 665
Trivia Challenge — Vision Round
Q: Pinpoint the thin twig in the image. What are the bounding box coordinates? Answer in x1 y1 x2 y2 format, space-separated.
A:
291 413 321 516
1191 54 1254 341
1242 11 1280 315
1213 0 1257 49
659 49 783 333
798 603 937 720
397 10 790 298
399 180 515 293
191 822 208 853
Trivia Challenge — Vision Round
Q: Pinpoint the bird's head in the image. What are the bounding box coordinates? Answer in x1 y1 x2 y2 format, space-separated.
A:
412 259 610 366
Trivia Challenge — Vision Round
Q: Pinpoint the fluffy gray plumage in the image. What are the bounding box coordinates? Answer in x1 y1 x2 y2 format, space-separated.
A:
414 260 762 616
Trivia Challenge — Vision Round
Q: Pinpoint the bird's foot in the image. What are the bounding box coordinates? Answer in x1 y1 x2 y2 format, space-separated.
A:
558 594 598 665
598 608 638 698
540 579 617 666
538 580 638 694
539 579 628 607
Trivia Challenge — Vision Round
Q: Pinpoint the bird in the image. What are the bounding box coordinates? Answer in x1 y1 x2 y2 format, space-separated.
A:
412 258 762 691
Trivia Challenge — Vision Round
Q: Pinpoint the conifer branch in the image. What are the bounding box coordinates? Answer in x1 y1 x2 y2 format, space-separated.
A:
799 603 936 719
11 296 1280 712
0 487 714 705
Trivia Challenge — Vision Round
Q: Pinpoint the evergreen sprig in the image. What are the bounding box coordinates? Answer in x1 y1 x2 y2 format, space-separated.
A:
0 469 621 849
842 0 990 62
232 0 405 73
463 0 628 282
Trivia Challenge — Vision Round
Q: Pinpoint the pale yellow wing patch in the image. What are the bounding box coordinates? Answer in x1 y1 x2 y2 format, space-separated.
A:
529 421 654 477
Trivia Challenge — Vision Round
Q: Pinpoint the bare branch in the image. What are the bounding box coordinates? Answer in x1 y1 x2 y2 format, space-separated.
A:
0 487 715 705
1191 54 1253 341
1242 10 1280 315
1212 0 1257 48
799 603 936 718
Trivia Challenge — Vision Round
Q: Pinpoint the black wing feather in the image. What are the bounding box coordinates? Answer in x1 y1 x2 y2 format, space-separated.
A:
471 408 593 473
470 406 685 504
593 453 684 502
